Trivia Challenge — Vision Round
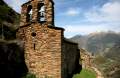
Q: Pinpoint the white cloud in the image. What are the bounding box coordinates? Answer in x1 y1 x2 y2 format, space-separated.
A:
63 24 120 38
65 8 81 16
85 0 120 22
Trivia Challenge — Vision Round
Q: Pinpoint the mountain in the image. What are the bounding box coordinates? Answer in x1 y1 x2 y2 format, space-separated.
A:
105 41 120 61
70 32 120 78
70 32 120 54
0 0 20 40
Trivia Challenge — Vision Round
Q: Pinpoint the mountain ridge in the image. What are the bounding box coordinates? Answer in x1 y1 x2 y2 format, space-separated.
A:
70 31 120 54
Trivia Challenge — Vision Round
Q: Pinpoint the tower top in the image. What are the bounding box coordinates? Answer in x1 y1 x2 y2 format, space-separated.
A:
20 0 55 26
21 0 54 6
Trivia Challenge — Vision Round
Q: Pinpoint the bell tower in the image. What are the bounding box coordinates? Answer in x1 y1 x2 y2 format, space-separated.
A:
20 0 54 26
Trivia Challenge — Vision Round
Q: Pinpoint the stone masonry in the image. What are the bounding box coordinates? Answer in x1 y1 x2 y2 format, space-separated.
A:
16 0 82 78
80 48 93 69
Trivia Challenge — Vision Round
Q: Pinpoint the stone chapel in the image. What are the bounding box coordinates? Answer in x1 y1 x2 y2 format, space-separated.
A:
16 0 82 78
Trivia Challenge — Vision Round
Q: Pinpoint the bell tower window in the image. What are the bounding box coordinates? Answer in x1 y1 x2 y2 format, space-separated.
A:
27 5 32 22
38 4 46 23
29 9 32 22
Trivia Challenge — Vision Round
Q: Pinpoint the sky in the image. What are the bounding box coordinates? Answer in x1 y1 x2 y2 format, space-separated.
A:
4 0 120 38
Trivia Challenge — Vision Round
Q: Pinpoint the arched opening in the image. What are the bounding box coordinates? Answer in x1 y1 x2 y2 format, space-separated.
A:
38 3 46 23
26 5 32 22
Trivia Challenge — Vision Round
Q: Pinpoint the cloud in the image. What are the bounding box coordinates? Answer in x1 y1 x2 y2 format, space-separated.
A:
85 0 120 22
64 24 120 38
65 8 80 16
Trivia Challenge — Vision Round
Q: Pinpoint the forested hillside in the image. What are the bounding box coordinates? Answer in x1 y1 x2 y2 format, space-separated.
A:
0 0 20 40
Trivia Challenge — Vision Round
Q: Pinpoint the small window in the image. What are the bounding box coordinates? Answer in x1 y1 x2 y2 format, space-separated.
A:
31 32 36 37
34 43 36 50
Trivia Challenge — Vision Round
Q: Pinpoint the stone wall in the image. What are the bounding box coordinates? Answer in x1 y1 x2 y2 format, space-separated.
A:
80 48 93 69
17 23 64 78
62 39 82 78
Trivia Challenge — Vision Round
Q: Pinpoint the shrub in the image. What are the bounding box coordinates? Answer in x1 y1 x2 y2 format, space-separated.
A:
22 73 36 78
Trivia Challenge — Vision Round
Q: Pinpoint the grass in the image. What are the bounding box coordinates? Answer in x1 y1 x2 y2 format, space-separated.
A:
73 68 96 78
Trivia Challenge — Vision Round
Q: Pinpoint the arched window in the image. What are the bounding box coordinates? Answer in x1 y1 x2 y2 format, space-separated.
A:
27 5 32 22
38 4 46 23
29 9 32 21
